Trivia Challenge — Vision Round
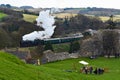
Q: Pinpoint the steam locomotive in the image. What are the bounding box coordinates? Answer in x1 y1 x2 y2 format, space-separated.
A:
20 35 83 47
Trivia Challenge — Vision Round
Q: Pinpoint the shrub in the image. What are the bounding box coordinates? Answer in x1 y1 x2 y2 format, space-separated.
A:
69 41 80 53
44 42 54 51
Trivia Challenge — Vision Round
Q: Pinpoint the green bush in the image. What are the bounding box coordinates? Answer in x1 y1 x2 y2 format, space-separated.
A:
69 41 80 53
44 42 54 51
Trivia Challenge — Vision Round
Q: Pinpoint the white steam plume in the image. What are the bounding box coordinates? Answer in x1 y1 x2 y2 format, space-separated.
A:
22 10 56 41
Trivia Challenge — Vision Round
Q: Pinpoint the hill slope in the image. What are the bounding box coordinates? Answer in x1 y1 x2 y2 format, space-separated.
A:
0 51 38 80
0 51 120 80
0 51 82 80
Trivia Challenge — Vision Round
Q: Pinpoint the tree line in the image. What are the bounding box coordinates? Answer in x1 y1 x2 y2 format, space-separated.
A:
54 14 105 37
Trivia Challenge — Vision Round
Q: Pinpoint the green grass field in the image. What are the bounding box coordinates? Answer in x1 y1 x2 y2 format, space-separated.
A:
0 13 7 21
0 51 120 80
23 14 38 23
43 57 120 80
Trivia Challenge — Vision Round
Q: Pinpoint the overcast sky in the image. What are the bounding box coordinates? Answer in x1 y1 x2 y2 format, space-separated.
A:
0 0 120 9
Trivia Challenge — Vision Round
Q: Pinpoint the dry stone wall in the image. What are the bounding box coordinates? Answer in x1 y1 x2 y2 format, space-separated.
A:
41 50 79 63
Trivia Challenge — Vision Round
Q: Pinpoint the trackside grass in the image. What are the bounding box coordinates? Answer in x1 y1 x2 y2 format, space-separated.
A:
0 51 120 80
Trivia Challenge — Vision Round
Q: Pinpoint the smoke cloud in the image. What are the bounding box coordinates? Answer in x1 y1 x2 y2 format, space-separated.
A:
22 10 56 41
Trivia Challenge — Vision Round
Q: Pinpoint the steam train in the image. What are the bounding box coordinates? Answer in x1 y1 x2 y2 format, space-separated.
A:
20 35 83 47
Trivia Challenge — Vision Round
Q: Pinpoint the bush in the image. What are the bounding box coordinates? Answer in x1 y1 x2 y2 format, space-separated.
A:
44 42 54 51
69 41 80 53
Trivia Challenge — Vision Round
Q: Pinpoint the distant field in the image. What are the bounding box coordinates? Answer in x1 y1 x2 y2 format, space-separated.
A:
84 14 120 22
99 15 120 22
99 16 110 21
23 13 77 23
54 13 77 18
0 13 7 20
23 13 120 23
23 14 38 23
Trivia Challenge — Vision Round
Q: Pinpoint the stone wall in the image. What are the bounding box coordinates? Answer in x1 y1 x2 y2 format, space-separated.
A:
41 50 79 64
4 48 32 63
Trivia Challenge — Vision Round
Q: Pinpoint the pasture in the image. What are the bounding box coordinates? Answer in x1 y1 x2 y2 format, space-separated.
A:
23 12 120 23
99 15 120 22
23 13 77 23
43 57 120 80
84 14 120 22
54 13 77 18
23 14 38 23
0 13 7 21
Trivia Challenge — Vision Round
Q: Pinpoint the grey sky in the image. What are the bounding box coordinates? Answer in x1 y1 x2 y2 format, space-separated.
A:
0 0 120 9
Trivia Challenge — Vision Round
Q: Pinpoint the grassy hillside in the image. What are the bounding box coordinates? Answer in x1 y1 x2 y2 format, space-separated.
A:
0 51 120 80
0 51 38 80
23 14 37 23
